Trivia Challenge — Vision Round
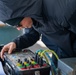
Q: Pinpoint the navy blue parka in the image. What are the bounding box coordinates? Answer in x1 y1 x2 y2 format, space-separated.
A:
0 0 76 60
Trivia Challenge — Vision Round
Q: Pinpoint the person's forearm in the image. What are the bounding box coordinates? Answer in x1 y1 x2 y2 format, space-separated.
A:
13 28 40 49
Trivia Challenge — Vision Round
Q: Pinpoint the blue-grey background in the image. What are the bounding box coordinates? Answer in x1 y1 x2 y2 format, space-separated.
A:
0 26 23 45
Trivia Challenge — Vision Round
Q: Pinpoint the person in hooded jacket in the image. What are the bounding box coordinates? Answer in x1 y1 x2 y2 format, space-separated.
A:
0 0 76 67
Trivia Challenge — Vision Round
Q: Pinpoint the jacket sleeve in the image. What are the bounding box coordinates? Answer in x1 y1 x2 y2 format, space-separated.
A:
13 27 40 49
